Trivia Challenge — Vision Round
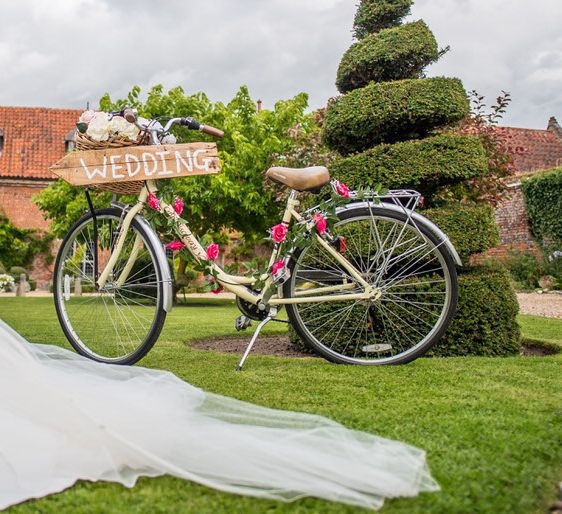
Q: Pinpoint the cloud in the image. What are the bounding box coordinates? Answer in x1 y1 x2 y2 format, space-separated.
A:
0 0 559 128
414 0 562 128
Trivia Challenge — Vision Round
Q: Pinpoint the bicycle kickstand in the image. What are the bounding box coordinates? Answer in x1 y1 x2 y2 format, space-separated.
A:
236 307 277 371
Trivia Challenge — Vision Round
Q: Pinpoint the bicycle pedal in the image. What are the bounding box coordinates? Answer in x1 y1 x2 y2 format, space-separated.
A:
235 315 252 331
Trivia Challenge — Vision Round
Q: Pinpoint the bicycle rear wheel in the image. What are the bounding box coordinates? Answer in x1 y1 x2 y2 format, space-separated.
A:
53 208 167 365
284 205 458 365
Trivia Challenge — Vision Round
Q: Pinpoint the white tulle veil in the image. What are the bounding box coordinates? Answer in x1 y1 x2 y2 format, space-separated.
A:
0 319 438 510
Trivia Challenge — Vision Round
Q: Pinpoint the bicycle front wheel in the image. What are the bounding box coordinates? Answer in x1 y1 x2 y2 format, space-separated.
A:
284 205 458 365
53 208 167 365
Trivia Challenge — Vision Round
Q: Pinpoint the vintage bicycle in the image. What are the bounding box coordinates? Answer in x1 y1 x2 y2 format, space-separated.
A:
52 108 461 370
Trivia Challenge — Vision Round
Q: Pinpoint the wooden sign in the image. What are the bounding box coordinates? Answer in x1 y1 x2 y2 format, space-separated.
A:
50 142 221 186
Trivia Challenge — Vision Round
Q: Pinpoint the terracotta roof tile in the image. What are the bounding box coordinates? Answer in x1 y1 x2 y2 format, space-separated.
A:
0 106 82 180
494 125 562 175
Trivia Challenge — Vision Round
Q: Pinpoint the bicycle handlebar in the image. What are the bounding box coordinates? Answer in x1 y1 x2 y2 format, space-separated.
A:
110 109 225 141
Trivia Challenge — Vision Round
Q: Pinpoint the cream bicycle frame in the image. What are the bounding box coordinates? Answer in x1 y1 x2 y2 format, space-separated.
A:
97 179 376 307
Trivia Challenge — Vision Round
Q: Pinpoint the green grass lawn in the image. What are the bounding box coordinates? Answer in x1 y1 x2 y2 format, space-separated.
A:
517 314 562 346
0 297 561 514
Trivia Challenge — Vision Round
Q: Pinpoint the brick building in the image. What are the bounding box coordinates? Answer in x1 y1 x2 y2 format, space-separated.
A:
0 105 560 287
0 106 81 287
483 117 562 258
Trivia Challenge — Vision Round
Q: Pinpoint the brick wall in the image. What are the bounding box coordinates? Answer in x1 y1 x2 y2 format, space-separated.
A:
480 122 562 260
0 106 80 290
477 183 540 261
0 179 51 231
0 178 54 288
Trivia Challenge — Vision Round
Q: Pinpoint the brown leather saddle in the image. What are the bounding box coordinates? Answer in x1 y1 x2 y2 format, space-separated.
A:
265 166 331 192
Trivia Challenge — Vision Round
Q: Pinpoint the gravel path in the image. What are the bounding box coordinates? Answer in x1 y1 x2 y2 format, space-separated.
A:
517 292 562 319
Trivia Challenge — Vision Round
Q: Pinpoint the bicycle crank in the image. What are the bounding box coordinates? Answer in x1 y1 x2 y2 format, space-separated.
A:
235 315 252 331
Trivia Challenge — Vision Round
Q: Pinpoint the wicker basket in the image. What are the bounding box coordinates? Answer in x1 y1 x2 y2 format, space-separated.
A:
88 181 146 195
75 131 149 195
75 130 149 151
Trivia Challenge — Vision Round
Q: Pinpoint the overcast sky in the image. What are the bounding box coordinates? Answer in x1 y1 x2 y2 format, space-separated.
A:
0 0 560 129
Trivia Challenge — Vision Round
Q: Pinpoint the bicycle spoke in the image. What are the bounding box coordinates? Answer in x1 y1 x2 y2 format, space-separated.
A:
55 212 163 363
288 208 455 364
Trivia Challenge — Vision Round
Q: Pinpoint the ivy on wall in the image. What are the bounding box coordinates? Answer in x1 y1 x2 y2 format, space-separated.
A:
522 167 562 248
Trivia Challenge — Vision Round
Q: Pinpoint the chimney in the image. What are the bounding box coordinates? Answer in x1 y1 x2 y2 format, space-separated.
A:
547 116 562 139
257 99 262 112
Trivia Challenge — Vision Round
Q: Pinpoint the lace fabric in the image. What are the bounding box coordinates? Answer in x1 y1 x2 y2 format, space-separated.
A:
0 320 439 510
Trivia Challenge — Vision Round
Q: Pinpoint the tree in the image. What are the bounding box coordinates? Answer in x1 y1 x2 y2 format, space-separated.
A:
319 0 520 356
36 85 314 243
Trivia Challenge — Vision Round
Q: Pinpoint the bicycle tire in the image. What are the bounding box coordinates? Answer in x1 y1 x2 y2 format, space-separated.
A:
53 208 167 365
284 205 458 365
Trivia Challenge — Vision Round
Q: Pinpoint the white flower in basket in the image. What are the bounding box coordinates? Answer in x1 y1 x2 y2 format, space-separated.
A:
0 274 15 293
108 116 140 141
83 111 140 142
86 112 111 142
161 133 177 145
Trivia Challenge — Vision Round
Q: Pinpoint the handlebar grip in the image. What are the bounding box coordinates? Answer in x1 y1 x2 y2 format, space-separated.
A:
180 117 224 138
180 117 201 130
200 125 224 138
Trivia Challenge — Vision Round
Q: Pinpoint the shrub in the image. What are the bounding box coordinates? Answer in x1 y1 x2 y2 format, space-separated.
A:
504 251 544 290
330 134 488 196
424 204 499 263
445 91 515 206
289 267 521 357
521 167 562 247
428 267 521 356
337 21 439 93
9 266 29 278
353 0 413 39
0 213 53 270
496 249 562 291
323 77 470 154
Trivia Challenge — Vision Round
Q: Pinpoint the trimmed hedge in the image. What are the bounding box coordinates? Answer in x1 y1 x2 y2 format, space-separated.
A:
354 0 413 39
424 204 499 263
337 21 439 93
289 267 521 357
330 134 488 196
428 267 521 357
323 77 470 154
521 166 562 247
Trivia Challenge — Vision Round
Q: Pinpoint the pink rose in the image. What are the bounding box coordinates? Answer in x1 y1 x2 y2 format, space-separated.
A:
148 193 160 210
78 110 96 124
272 259 284 275
165 241 185 251
211 285 224 295
206 243 219 261
271 223 288 243
174 197 184 215
207 275 223 294
336 181 350 198
338 236 346 253
313 213 327 234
